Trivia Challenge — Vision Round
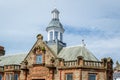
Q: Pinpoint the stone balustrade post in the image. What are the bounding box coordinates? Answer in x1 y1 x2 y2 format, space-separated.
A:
58 58 64 67
77 56 84 66
101 58 107 68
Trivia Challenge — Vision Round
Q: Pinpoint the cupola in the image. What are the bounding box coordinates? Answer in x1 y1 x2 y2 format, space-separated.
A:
46 8 65 42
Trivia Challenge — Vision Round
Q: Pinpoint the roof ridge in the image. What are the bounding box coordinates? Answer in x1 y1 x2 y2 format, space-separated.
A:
63 45 82 48
2 53 27 57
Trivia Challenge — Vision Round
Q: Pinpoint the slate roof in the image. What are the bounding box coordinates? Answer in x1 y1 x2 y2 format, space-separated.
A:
0 53 27 66
49 19 63 28
58 45 98 61
52 8 60 14
46 19 64 31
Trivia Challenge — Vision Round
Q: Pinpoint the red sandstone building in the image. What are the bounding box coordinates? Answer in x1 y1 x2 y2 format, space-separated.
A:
0 9 113 80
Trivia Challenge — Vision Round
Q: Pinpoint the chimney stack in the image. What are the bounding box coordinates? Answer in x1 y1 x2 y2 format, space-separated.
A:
0 46 5 56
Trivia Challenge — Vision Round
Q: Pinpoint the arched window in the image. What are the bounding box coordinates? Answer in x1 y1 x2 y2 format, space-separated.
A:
50 31 53 41
60 33 62 41
55 31 58 39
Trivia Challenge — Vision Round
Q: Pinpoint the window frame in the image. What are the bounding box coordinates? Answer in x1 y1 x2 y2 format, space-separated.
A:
14 74 18 80
50 31 53 41
54 31 58 39
60 32 62 41
88 74 96 80
36 54 42 64
65 73 73 80
6 73 14 80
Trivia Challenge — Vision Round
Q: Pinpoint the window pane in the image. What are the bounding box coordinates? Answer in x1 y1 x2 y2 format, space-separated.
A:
50 31 53 41
9 74 12 80
55 31 58 39
60 33 62 41
66 74 73 80
6 74 8 80
14 74 18 80
89 74 96 80
36 55 42 64
0 75 2 80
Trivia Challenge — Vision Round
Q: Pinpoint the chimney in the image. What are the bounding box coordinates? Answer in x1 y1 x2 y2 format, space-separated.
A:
0 46 5 56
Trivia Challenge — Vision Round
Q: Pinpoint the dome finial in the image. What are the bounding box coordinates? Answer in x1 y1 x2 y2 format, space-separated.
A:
37 34 43 40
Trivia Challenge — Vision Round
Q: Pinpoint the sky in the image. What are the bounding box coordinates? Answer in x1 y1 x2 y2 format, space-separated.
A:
0 0 120 65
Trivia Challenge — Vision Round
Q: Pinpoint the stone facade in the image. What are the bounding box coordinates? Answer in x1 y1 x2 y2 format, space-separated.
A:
0 34 113 80
19 34 113 80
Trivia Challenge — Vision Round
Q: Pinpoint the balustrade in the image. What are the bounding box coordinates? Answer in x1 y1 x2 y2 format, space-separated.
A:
0 66 4 72
64 60 77 67
63 60 103 68
84 61 103 68
4 65 20 71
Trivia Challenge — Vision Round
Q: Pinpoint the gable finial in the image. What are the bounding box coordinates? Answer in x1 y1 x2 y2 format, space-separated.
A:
82 39 86 47
37 34 43 40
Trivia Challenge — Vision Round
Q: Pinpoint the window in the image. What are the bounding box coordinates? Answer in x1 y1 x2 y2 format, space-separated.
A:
36 55 42 64
66 73 73 80
60 33 62 41
89 74 96 80
6 74 14 80
55 31 58 39
6 74 8 80
0 75 1 80
50 31 53 41
14 74 18 80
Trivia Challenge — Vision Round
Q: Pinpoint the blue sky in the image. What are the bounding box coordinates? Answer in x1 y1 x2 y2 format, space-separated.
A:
0 0 120 64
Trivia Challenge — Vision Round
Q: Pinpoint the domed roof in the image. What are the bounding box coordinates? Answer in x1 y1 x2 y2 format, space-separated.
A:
52 8 59 14
46 9 65 32
46 19 64 32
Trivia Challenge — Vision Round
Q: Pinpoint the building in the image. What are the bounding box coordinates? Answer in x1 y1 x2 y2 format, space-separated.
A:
113 61 120 80
0 9 113 80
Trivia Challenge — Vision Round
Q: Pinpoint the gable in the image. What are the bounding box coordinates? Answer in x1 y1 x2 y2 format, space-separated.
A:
24 34 57 66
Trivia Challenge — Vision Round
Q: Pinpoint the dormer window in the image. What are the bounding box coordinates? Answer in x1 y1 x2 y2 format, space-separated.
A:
36 55 42 64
